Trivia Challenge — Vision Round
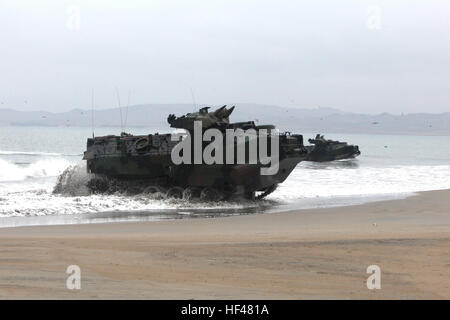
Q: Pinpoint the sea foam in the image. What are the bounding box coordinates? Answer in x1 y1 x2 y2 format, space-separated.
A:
0 158 72 182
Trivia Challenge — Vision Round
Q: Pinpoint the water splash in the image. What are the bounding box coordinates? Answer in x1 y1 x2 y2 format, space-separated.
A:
0 158 72 182
53 164 92 196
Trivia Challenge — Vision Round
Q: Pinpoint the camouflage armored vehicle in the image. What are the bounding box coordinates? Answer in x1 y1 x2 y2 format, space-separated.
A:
305 134 360 162
83 105 308 200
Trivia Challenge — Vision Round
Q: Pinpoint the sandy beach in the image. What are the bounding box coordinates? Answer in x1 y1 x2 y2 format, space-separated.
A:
0 189 449 299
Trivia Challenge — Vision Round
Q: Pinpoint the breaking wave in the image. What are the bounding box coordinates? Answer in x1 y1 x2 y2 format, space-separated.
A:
273 161 450 200
0 158 72 182
0 150 81 156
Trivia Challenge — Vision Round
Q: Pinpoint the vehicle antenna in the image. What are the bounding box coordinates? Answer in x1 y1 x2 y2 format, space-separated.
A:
189 87 197 109
115 86 123 132
91 88 95 138
124 90 131 132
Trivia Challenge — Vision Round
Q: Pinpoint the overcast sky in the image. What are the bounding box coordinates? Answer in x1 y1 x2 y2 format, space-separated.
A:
1 0 449 114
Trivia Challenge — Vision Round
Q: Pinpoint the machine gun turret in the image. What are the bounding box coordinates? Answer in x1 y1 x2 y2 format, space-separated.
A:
167 105 235 131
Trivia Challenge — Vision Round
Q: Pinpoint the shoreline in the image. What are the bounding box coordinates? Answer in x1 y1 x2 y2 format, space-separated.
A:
0 189 449 299
0 191 414 229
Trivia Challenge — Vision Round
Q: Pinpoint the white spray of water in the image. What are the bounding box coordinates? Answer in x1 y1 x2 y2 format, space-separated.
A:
0 158 73 182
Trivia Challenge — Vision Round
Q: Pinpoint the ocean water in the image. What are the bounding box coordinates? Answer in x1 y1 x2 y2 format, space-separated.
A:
0 126 449 227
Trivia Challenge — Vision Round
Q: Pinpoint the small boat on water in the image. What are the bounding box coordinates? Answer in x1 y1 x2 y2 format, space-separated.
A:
305 134 361 162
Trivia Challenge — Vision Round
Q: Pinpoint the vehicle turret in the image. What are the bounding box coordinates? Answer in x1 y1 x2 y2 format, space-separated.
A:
167 105 235 131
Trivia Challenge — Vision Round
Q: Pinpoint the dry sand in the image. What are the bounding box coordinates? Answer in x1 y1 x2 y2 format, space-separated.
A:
0 190 449 299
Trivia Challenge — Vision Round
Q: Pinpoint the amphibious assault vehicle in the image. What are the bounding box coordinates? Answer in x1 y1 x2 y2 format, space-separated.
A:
305 134 361 162
83 106 308 200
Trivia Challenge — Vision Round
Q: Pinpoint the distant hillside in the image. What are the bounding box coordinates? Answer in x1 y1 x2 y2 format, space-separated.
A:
1 104 449 135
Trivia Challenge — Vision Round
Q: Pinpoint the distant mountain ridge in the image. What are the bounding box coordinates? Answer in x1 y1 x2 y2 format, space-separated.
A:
1 104 449 135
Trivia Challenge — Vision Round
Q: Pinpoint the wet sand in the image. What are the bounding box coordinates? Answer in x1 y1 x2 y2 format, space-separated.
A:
0 189 449 299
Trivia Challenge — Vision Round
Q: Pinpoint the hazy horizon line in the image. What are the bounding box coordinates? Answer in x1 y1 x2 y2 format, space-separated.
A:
2 103 449 117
